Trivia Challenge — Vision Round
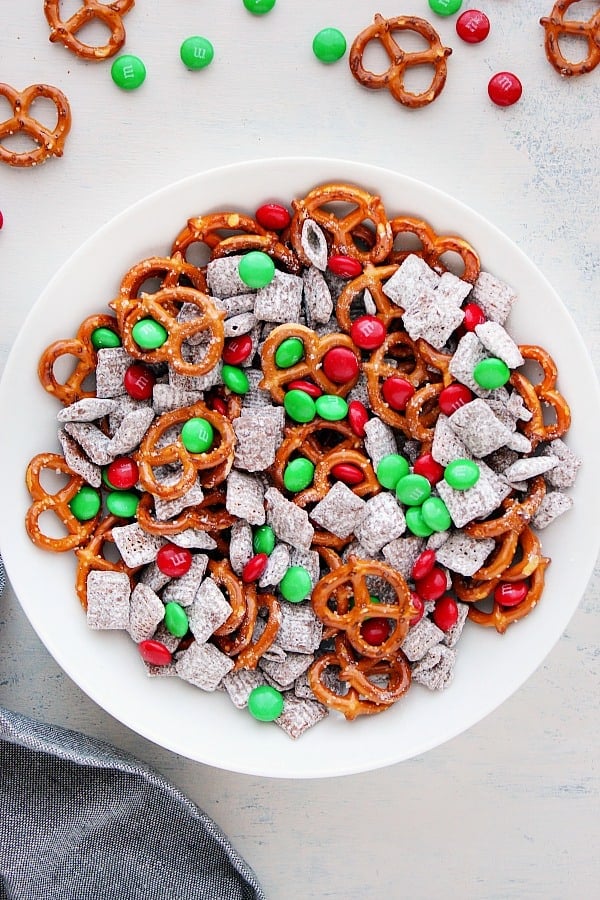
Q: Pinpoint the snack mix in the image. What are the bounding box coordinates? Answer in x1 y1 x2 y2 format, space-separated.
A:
25 181 581 739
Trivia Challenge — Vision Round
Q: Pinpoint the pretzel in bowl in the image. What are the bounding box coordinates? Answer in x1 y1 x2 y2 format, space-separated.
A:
0 82 71 168
349 14 452 109
26 453 100 552
44 0 135 61
540 0 600 76
38 314 119 406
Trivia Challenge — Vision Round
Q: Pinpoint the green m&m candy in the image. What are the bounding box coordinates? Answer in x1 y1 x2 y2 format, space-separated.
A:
243 0 276 15
69 486 101 521
444 458 480 490
221 364 250 394
275 337 304 368
315 394 348 421
111 54 146 90
279 566 312 603
180 36 214 70
428 0 463 15
376 454 410 490
284 389 316 423
91 327 121 349
164 602 189 638
106 491 139 518
421 496 452 532
395 473 431 507
132 318 168 350
283 458 315 493
312 28 347 63
253 524 276 556
405 506 434 538
473 357 510 390
181 417 214 453
248 684 284 722
238 251 275 288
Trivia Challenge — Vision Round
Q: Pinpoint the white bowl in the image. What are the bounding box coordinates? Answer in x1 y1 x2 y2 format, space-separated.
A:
1 158 598 778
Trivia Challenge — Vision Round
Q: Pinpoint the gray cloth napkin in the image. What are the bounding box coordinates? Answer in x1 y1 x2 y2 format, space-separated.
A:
0 555 266 900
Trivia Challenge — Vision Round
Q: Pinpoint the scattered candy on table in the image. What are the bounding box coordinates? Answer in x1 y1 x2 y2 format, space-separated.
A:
180 36 214 70
243 0 277 15
455 9 491 43
111 54 147 90
312 28 347 63
488 72 523 106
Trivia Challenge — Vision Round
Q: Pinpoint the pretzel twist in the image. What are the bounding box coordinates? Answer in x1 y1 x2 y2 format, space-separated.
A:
540 0 600 76
290 183 393 265
44 0 135 60
259 323 361 403
464 476 547 540
0 82 71 168
389 215 481 282
136 401 235 499
119 285 225 376
363 331 431 433
38 314 119 406
510 345 571 448
26 453 99 552
135 490 236 536
171 212 267 260
112 254 207 328
311 557 413 659
349 14 452 109
75 515 139 609
335 263 401 333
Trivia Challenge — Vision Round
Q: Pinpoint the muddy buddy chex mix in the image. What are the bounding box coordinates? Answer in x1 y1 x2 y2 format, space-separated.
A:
25 181 581 738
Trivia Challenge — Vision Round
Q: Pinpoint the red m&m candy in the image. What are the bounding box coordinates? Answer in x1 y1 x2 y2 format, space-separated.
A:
438 383 473 415
494 580 529 607
415 567 447 602
411 549 437 582
331 463 365 485
361 617 390 646
138 640 173 666
322 346 359 383
463 302 486 331
242 553 269 583
222 334 253 365
413 453 445 485
255 203 291 231
488 72 522 106
156 544 193 577
327 255 363 279
106 457 139 490
350 315 386 350
382 376 414 411
432 596 459 631
456 9 490 43
287 379 323 398
348 399 369 437
124 363 155 400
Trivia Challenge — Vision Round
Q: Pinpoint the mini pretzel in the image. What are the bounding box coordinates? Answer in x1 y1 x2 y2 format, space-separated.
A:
389 216 481 283
335 263 401 333
0 82 71 168
290 183 393 265
311 557 413 659
135 490 236 536
415 339 454 387
233 591 281 670
270 419 363 494
259 324 361 403
26 453 99 552
510 345 571 448
404 381 444 444
333 635 412 706
467 556 550 634
38 314 118 406
454 526 545 602
210 232 302 275
112 254 207 328
119 285 225 376
540 0 600 76
75 515 139 609
296 449 380 507
44 0 135 61
349 14 452 109
465 476 547 540
363 331 431 433
136 401 235 500
171 212 267 260
209 558 250 637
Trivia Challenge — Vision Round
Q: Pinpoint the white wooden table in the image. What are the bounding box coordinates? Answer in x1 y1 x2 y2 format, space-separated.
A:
1 3 599 897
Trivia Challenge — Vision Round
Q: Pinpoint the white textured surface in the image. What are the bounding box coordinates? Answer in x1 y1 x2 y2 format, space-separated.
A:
0 2 599 897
